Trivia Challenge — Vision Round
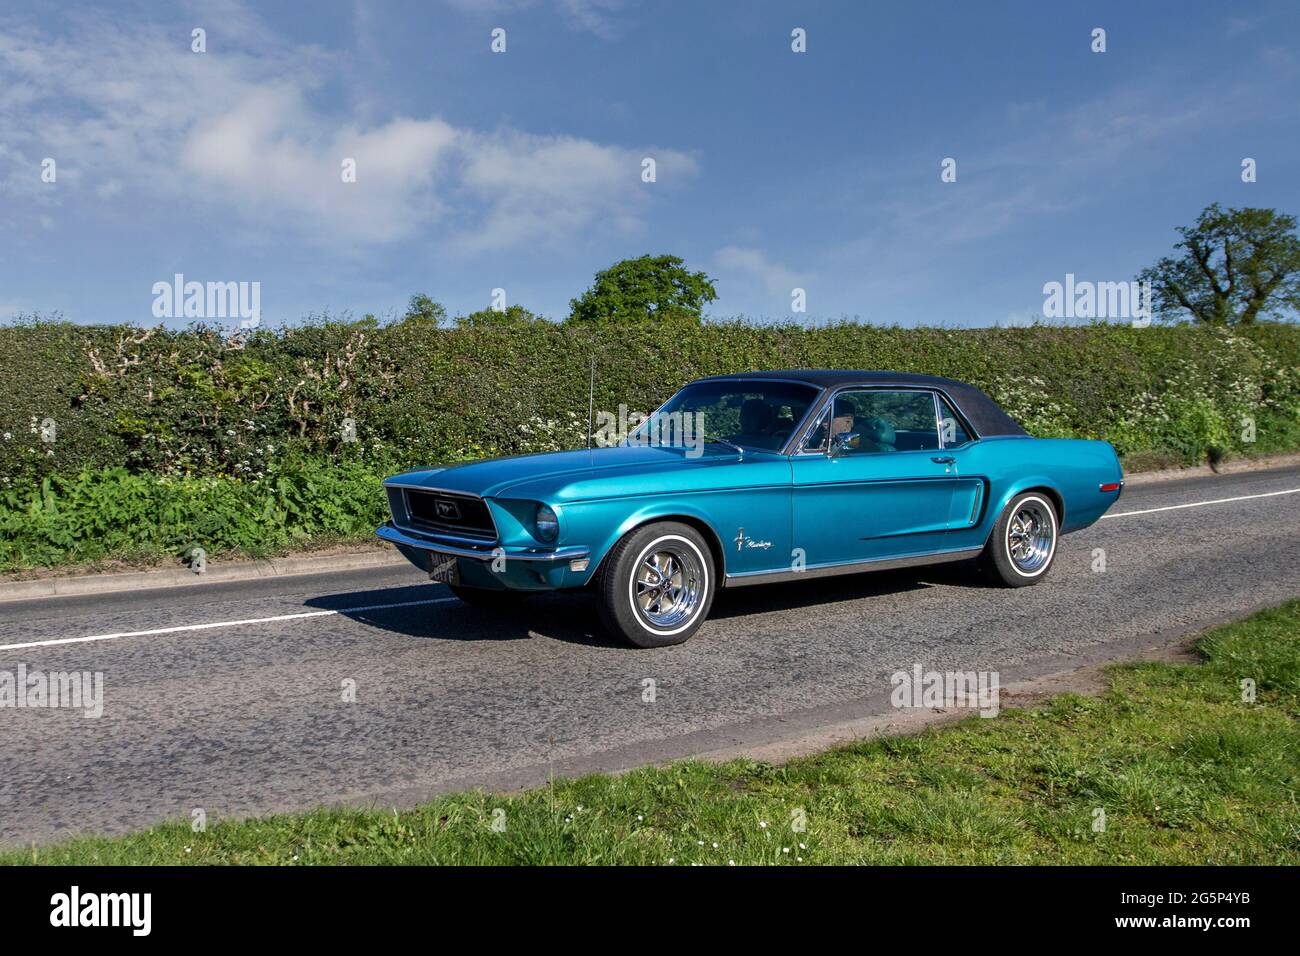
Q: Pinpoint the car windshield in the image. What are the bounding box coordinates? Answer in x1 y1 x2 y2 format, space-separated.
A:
633 380 821 453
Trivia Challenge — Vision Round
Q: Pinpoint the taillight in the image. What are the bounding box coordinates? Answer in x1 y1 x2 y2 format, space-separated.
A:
1099 482 1121 492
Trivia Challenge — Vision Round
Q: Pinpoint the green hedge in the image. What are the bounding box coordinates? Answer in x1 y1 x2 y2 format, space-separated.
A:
0 460 388 569
1 318 1297 569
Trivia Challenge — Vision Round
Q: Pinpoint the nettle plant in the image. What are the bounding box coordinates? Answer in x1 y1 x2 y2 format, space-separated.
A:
0 417 58 489
987 376 1075 438
74 323 399 480
1110 330 1298 463
517 412 587 454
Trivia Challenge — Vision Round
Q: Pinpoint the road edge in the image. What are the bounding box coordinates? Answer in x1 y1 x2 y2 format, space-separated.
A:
1121 450 1300 486
0 548 405 602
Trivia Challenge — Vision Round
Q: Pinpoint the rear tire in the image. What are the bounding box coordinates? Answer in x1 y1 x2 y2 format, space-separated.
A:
596 522 715 648
979 492 1059 587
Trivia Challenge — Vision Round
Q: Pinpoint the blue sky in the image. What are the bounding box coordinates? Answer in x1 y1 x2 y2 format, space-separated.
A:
2 0 1298 327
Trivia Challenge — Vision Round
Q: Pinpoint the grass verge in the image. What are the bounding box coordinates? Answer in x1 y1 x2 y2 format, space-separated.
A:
7 601 1298 865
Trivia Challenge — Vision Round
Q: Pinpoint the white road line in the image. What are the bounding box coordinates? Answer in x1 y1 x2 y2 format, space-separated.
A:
0 597 459 652
4 485 1297 654
1102 486 1300 519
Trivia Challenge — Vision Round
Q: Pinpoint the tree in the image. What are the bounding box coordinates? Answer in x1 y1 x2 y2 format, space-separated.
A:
1138 204 1300 325
402 293 447 327
568 255 717 323
454 304 546 328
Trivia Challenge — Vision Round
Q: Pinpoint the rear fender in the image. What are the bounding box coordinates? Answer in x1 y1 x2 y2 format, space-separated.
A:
982 439 1122 537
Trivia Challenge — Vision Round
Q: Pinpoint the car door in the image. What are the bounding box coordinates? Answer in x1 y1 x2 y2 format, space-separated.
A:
935 392 986 538
790 389 963 568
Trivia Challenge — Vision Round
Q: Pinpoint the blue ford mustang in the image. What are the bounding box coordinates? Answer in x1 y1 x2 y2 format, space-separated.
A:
378 371 1123 647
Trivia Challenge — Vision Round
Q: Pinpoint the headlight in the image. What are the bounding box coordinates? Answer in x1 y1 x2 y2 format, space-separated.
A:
535 504 559 542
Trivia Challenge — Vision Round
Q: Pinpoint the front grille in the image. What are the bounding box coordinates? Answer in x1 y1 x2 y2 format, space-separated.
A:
402 489 497 540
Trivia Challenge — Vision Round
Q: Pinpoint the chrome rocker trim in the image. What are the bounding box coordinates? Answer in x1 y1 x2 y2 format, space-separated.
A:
724 545 983 587
376 523 590 563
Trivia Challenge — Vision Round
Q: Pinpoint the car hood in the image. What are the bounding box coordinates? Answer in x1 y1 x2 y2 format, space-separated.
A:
387 444 782 502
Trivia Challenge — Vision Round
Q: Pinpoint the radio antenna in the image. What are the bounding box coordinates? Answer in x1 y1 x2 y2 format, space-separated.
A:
586 355 596 449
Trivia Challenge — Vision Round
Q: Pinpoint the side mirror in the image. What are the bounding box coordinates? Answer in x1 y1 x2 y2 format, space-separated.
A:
829 431 859 458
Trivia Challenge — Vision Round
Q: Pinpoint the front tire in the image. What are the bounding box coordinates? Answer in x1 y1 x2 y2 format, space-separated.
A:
596 522 715 648
979 492 1059 587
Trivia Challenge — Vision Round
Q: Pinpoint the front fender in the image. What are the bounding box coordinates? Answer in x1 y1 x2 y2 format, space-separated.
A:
561 498 728 586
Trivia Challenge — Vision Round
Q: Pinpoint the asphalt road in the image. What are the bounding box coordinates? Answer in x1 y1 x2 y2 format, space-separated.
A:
2 465 1298 846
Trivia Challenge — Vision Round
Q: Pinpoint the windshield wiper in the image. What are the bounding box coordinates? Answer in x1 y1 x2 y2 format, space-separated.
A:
704 436 745 457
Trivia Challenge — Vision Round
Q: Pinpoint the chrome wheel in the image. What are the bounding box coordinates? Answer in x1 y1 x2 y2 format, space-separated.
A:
1006 499 1054 574
632 540 705 630
601 523 715 647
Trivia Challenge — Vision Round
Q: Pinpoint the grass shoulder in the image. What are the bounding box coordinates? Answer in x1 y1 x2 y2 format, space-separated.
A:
7 601 1297 865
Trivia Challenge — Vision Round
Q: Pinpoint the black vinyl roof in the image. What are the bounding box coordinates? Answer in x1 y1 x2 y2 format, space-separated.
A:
692 369 1028 437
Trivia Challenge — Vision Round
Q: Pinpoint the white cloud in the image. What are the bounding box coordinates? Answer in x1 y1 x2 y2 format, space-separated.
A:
1225 16 1262 37
556 0 632 39
461 131 694 251
0 5 689 251
825 64 1278 289
179 87 460 243
713 246 809 297
442 0 632 38
1005 99 1046 123
998 310 1040 327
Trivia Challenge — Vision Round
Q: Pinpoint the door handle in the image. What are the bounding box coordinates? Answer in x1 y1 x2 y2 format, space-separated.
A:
931 456 955 464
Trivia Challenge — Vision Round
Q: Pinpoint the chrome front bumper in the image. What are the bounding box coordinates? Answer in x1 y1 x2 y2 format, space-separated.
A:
375 523 590 564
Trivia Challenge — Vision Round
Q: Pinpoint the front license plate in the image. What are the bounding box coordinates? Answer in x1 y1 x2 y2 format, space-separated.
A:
428 555 460 585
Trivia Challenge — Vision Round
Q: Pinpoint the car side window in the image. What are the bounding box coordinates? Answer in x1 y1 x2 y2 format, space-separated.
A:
802 409 831 453
817 390 939 454
937 396 973 448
